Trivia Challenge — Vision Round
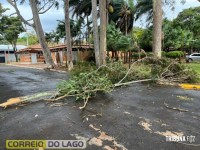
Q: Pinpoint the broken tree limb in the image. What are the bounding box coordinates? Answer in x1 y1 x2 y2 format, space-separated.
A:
114 79 153 87
164 101 188 112
0 91 58 108
176 141 200 147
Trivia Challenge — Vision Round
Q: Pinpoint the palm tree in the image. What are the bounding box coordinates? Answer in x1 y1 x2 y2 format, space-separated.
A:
70 0 135 36
91 0 100 67
70 0 92 44
55 18 84 44
109 0 135 35
135 0 153 24
152 0 162 58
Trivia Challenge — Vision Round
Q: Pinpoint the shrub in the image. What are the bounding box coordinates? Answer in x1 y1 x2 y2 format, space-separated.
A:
166 51 184 59
147 52 154 57
132 53 146 59
70 59 199 84
71 61 96 76
162 51 167 57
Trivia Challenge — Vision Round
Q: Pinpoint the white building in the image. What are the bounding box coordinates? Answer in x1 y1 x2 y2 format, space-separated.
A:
0 45 27 63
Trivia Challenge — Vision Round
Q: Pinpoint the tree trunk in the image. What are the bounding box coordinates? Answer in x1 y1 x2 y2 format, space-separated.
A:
153 0 162 59
64 0 73 70
86 15 90 45
92 0 100 67
29 0 55 68
13 43 18 62
99 0 107 65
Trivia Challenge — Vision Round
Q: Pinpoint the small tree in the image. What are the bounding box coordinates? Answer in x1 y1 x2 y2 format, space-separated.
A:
0 16 24 61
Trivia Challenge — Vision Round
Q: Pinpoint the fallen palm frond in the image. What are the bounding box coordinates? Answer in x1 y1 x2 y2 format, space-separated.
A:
0 91 58 108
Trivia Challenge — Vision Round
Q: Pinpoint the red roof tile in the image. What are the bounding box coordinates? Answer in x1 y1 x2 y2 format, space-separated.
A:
16 44 93 54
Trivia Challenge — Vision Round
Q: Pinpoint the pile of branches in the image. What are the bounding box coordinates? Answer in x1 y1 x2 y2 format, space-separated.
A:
159 62 198 83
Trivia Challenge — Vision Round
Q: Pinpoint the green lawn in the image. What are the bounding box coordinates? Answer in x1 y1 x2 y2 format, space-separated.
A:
188 63 200 75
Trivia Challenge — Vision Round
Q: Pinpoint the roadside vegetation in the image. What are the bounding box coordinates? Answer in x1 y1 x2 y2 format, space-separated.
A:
187 63 200 75
55 58 199 108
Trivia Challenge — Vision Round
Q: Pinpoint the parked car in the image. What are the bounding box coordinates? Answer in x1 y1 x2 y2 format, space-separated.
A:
186 53 200 62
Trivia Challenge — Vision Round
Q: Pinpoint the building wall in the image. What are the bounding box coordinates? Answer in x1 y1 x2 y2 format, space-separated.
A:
19 53 31 63
18 50 93 64
56 50 93 64
6 54 16 62
37 53 45 63
31 54 37 64
51 52 57 64
77 50 93 61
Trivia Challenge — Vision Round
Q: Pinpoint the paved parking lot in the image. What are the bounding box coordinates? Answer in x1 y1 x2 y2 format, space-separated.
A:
0 65 200 150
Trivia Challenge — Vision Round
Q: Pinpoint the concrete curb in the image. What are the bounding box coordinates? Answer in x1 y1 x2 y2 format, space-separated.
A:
180 84 200 90
6 64 67 73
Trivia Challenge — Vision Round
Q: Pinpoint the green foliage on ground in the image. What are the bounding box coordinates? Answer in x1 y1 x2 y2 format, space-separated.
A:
149 58 200 83
187 63 200 76
70 59 200 84
57 72 114 102
57 59 200 108
71 61 152 84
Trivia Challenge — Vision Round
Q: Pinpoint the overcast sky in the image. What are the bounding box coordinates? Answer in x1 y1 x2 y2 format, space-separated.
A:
1 0 200 33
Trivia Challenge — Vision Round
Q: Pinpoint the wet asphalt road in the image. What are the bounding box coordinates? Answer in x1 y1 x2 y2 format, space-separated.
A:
0 65 200 150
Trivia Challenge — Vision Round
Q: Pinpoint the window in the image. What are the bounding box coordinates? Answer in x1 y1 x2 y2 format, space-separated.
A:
192 54 199 56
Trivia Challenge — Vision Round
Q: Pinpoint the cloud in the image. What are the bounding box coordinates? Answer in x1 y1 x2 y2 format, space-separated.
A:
1 0 200 31
1 0 64 33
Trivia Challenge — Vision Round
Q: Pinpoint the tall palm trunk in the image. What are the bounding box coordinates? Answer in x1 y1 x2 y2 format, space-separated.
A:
153 0 162 59
99 0 107 65
29 0 55 68
64 0 73 70
92 0 100 67
86 15 90 45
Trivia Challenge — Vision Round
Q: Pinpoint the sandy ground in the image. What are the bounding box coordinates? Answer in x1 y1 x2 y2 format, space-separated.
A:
0 65 200 150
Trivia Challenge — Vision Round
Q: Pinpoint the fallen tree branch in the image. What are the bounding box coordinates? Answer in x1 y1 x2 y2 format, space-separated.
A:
79 96 89 109
50 103 68 107
164 101 188 112
117 57 162 84
114 79 153 87
175 141 200 147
